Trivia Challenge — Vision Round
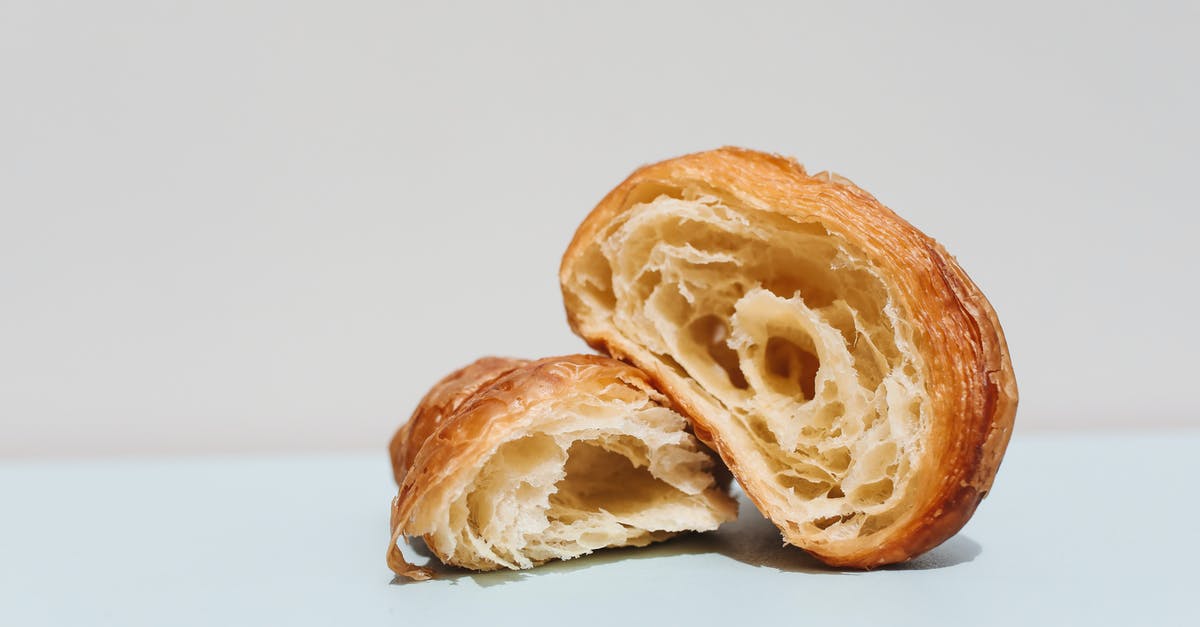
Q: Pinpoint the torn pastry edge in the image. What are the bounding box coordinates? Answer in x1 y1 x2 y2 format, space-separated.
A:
386 496 435 581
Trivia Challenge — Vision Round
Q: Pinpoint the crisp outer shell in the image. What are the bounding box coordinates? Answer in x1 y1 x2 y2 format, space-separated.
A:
559 147 1018 568
387 356 528 487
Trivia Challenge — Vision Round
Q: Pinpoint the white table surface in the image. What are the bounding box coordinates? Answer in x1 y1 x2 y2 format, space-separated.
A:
3 431 1197 626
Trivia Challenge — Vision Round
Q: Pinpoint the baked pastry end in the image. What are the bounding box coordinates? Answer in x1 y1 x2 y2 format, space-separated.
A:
559 147 1017 567
387 355 738 579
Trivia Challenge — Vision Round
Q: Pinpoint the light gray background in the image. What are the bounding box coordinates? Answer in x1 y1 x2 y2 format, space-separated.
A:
2 1 1197 458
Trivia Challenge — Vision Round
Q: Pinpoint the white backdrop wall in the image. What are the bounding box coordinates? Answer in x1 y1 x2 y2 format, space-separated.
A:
2 1 1197 457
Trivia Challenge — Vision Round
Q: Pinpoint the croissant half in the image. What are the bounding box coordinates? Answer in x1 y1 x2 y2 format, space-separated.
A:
560 147 1017 567
387 355 738 580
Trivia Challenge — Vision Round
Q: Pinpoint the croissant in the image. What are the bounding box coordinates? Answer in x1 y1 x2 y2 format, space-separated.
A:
559 147 1018 568
386 354 738 580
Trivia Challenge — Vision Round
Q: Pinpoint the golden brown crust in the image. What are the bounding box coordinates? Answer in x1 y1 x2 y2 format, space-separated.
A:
387 357 528 486
559 147 1018 567
386 354 737 579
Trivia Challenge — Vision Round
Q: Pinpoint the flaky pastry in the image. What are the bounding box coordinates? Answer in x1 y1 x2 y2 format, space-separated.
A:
387 354 738 580
559 147 1017 567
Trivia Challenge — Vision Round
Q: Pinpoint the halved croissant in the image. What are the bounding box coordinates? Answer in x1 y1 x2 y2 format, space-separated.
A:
387 354 738 580
559 147 1017 568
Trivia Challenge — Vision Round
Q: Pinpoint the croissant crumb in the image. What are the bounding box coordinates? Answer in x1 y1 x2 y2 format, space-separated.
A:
560 147 1017 567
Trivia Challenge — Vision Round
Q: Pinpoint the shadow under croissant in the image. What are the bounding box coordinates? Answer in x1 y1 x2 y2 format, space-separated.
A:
389 492 981 586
